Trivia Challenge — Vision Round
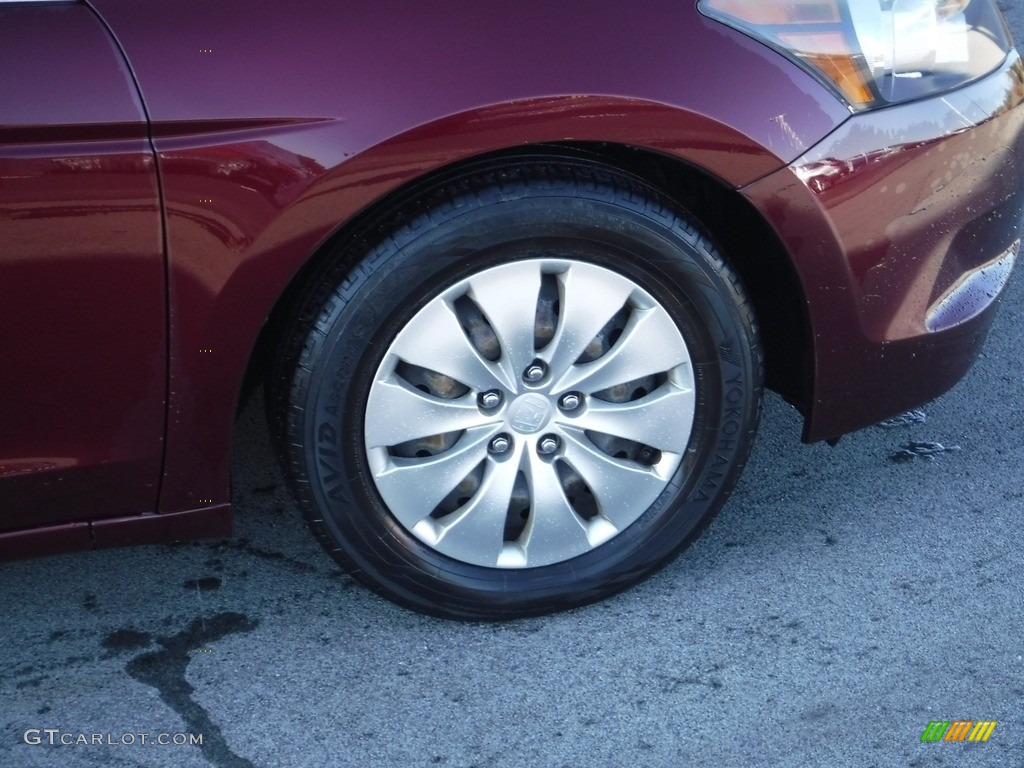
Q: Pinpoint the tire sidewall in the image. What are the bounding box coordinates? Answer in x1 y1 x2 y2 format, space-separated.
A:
299 180 758 617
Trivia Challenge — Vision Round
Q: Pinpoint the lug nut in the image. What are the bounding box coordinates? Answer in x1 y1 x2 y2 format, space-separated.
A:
489 434 511 454
537 435 559 455
479 390 502 409
559 393 581 411
523 362 547 383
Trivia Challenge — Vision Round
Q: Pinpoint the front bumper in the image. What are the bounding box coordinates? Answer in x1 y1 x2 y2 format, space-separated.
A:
743 51 1024 442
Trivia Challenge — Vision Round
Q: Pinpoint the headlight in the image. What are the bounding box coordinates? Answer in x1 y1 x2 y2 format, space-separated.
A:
698 0 1013 110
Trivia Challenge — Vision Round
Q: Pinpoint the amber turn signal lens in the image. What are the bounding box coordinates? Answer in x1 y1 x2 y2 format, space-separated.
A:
702 0 874 107
780 33 875 106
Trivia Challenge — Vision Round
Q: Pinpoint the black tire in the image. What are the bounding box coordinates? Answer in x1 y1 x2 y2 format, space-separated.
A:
271 158 762 619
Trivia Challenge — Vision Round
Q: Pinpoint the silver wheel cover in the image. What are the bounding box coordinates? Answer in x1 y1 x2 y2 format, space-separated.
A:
364 259 696 568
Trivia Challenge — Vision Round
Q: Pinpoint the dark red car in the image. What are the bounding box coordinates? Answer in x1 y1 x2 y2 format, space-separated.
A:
2 0 1021 618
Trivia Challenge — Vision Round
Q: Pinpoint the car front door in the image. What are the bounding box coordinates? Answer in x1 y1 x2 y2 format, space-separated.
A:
0 1 165 531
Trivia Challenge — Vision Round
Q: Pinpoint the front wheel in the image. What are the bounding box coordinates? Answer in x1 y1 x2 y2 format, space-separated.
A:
274 160 762 619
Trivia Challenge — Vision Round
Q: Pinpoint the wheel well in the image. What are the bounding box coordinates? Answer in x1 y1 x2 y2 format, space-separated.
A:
567 143 814 412
240 143 813 417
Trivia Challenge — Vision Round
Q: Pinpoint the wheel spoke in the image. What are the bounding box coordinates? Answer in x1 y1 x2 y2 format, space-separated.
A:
568 385 695 453
466 261 542 384
365 378 497 448
389 299 504 392
432 450 522 566
554 307 688 394
371 425 496 528
560 428 670 530
543 264 635 377
519 451 590 566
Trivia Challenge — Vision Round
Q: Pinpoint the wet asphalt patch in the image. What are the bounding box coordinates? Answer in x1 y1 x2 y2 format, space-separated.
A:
889 441 962 463
876 409 963 463
100 629 152 658
877 409 928 429
123 612 259 768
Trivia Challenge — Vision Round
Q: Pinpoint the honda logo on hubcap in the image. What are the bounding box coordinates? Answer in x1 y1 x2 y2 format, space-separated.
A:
507 393 551 434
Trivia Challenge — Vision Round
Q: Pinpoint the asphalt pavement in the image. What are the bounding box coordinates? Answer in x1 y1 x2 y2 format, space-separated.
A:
4 12 1024 768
